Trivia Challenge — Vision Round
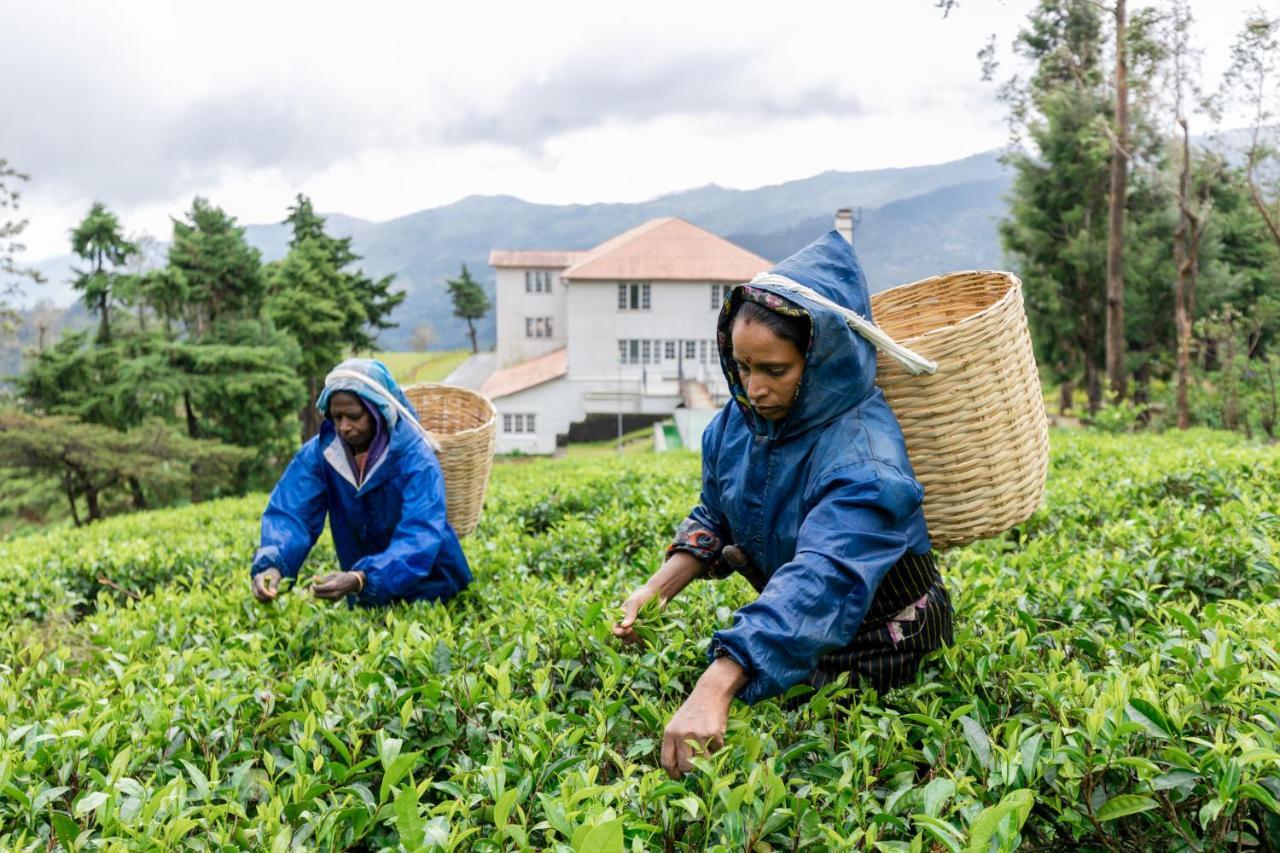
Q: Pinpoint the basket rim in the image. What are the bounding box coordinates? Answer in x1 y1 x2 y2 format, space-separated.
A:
403 381 497 438
873 269 1024 345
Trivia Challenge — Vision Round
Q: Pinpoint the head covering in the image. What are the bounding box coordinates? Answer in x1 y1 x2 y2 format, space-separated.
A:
316 358 419 428
716 231 933 441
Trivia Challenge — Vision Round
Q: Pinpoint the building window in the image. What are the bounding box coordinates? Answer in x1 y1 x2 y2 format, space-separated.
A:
617 282 651 311
664 340 676 360
525 317 554 338
503 413 537 434
526 270 554 294
618 339 662 365
711 284 732 309
685 340 696 359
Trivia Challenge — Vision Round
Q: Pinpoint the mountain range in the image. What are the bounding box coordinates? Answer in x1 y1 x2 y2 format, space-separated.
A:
24 149 1015 351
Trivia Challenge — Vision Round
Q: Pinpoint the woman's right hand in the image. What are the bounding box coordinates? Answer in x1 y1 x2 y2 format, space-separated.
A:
612 583 661 644
251 568 283 602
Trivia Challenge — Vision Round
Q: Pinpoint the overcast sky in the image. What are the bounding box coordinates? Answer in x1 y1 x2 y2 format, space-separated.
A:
2 0 1272 263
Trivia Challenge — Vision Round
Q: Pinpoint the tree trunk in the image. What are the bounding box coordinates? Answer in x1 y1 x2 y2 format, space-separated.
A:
467 318 478 354
1105 0 1129 403
183 391 199 439
64 477 82 528
1174 119 1194 430
1059 377 1075 416
1086 360 1102 415
98 293 111 344
128 476 147 511
301 375 322 442
1263 359 1278 439
85 485 102 523
1223 321 1239 431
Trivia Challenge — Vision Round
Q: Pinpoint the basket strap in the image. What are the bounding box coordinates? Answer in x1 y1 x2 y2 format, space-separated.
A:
749 273 938 375
324 369 443 453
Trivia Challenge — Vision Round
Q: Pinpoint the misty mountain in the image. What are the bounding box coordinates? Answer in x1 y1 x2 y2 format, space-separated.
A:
21 150 1015 351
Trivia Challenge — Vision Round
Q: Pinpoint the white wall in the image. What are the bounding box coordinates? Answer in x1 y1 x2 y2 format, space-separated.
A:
565 280 728 386
494 267 568 368
493 377 583 455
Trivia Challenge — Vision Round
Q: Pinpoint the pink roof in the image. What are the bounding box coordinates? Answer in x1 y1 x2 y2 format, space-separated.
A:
562 217 770 283
489 250 589 268
481 348 568 399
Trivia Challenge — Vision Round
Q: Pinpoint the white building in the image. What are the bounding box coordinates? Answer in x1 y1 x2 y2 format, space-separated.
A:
452 218 772 454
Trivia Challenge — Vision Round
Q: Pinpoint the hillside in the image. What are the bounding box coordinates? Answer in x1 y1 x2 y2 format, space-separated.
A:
19 150 1013 353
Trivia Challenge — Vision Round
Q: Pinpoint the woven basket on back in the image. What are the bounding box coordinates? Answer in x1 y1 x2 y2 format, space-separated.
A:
869 271 1049 549
402 383 497 538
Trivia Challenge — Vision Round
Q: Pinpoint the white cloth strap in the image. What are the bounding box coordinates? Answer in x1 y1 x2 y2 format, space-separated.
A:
324 369 443 453
749 273 938 375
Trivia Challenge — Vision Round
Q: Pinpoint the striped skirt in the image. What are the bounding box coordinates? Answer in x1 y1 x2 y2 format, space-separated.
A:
806 550 954 695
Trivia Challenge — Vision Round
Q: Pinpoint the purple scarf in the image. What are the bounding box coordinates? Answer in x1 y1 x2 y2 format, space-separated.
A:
341 396 390 486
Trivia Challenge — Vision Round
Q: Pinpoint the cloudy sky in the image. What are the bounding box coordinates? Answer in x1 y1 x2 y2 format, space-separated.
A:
2 0 1269 264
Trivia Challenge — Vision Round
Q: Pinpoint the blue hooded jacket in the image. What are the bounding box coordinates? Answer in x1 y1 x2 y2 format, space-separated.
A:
251 359 472 605
687 232 931 704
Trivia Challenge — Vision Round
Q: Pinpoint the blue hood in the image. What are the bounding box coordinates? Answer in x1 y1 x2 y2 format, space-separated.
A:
716 231 879 441
316 358 420 428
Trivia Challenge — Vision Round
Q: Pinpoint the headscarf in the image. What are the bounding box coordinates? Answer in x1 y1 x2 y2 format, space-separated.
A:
316 358 441 452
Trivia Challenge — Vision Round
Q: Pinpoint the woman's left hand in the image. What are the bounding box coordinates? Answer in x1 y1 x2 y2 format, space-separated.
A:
661 657 748 779
313 571 364 600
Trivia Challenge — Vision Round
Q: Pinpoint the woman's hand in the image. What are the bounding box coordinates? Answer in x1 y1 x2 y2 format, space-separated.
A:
612 583 660 644
251 568 283 602
612 551 707 645
313 571 365 600
661 657 748 779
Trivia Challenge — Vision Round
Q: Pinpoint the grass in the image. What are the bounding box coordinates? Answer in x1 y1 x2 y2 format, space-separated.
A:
362 350 472 385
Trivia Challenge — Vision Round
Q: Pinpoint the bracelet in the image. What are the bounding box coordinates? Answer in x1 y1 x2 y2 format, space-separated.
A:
352 571 365 594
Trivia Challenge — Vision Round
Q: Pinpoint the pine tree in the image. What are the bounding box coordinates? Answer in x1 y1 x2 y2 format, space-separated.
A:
447 264 490 355
69 202 138 344
167 198 266 338
269 195 405 440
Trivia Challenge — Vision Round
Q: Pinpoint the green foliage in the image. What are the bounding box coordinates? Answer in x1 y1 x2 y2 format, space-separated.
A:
0 429 1276 850
447 264 490 354
266 195 406 439
0 158 44 328
68 202 137 344
166 198 268 338
0 409 250 526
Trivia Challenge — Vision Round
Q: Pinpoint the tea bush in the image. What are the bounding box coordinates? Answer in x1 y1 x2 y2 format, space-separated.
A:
0 429 1277 851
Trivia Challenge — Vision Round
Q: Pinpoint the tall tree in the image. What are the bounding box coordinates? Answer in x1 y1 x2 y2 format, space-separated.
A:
268 195 405 440
69 202 138 344
283 195 404 351
992 0 1112 413
447 264 490 355
1164 0 1213 429
167 198 266 338
1104 0 1131 402
266 237 351 440
0 159 44 332
1221 10 1280 250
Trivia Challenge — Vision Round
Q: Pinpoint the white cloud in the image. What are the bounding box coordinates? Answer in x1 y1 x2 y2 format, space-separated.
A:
1 0 1271 263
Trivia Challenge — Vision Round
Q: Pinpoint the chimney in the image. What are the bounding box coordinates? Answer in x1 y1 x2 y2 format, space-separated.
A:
835 208 854 244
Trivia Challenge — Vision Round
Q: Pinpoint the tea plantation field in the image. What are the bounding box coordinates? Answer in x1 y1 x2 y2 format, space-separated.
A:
0 430 1277 851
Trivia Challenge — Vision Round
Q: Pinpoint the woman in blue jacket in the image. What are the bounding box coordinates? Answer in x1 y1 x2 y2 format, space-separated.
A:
613 233 952 779
249 359 472 606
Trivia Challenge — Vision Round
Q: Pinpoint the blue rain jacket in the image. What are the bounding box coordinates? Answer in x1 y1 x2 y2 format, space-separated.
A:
251 359 472 606
691 232 931 704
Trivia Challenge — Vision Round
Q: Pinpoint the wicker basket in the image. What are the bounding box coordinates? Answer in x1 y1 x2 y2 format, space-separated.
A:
402 383 497 538
869 271 1049 549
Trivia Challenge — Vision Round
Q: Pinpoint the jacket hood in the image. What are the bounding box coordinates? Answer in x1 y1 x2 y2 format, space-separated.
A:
316 358 420 429
716 230 879 440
